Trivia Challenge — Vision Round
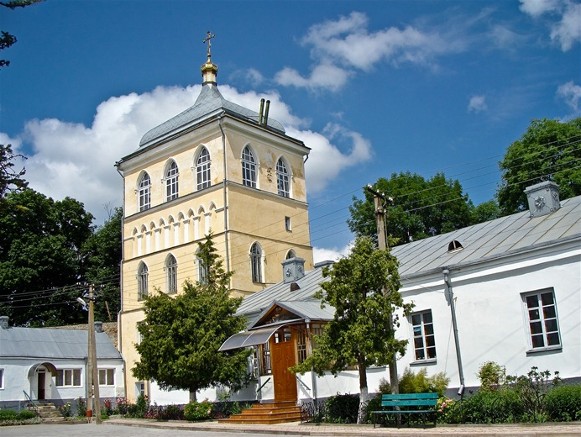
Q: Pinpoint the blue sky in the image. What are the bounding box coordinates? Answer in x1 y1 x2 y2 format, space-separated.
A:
2 0 580 261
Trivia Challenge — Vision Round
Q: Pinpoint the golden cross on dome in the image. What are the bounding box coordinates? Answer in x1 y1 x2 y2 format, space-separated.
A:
202 31 215 60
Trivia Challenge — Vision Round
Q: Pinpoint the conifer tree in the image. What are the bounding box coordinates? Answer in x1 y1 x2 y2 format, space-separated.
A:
133 234 250 402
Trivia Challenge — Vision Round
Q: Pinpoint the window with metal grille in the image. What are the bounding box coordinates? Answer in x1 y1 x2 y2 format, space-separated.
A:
196 147 211 190
524 289 561 350
411 310 436 361
297 328 308 363
242 146 257 188
276 158 290 197
165 161 179 201
138 173 151 211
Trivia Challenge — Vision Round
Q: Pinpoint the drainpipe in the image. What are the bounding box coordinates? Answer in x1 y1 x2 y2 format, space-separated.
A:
443 268 465 398
305 319 317 402
115 165 127 399
218 112 231 276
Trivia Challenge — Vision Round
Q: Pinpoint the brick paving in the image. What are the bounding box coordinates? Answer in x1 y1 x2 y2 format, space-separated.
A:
107 418 581 436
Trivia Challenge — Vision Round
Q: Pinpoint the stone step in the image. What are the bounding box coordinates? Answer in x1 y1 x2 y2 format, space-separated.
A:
220 402 302 424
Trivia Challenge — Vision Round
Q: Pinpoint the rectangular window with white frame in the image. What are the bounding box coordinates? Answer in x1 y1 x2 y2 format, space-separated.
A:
411 310 436 362
0 368 4 389
98 368 115 386
56 368 82 387
522 288 561 351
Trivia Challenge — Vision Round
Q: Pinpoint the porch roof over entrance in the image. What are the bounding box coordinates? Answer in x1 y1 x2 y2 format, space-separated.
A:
218 325 282 352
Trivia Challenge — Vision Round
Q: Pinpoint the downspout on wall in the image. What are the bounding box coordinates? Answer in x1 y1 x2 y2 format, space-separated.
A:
443 268 465 397
115 165 127 397
218 113 231 276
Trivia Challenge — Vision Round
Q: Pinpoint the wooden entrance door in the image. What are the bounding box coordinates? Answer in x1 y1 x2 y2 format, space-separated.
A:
271 327 297 402
37 371 46 400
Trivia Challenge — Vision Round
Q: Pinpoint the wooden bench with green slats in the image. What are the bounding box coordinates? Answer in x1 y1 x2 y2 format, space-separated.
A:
371 392 438 428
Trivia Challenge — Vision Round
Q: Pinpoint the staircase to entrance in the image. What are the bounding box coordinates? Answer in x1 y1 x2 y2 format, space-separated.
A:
220 401 301 424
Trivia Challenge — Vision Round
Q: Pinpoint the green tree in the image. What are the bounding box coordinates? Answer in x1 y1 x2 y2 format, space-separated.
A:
348 172 473 245
293 236 413 423
133 234 250 401
1 0 43 68
82 207 122 322
0 144 27 198
497 118 581 214
0 188 94 326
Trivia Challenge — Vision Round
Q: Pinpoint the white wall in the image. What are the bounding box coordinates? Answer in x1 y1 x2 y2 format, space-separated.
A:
396 248 581 389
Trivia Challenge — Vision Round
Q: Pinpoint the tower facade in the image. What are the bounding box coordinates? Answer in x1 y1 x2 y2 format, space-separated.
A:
116 50 313 400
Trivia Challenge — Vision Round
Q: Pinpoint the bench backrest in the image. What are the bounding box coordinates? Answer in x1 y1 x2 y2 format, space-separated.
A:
381 392 438 408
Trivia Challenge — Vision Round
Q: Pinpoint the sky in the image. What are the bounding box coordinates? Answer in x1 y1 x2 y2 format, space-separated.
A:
1 0 580 263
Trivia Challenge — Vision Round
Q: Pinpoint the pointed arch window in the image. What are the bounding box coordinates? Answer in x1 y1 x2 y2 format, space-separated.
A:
197 253 208 285
286 249 296 260
165 161 179 201
196 147 211 190
138 172 151 212
166 254 178 294
276 158 290 197
250 242 263 283
137 262 148 301
242 146 257 188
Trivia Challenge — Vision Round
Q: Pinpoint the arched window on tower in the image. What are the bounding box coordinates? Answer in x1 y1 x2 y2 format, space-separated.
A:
166 254 178 294
165 160 179 201
276 158 290 197
242 146 257 188
196 147 211 190
137 262 148 301
286 249 296 260
197 251 208 285
138 172 151 212
250 242 263 283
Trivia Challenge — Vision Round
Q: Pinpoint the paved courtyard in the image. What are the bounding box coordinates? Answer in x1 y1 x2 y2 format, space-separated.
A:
1 420 580 437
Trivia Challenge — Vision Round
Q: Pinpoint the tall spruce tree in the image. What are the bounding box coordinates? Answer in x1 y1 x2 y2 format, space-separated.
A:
133 234 250 401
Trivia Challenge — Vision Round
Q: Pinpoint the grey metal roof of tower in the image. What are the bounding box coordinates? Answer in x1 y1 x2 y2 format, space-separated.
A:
139 80 286 148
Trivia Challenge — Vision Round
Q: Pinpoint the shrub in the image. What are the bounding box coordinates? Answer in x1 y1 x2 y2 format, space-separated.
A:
399 368 449 397
544 384 581 422
115 397 129 415
0 410 18 421
506 366 560 422
184 400 212 421
76 397 87 417
59 402 72 418
448 388 524 424
478 361 506 391
324 393 359 424
144 403 184 421
17 410 37 420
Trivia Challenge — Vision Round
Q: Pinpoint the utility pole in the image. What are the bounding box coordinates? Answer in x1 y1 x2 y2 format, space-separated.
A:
366 185 399 394
87 285 102 424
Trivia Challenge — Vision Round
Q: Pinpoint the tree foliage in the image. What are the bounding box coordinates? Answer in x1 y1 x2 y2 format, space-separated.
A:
497 118 581 214
348 172 474 245
0 144 27 199
0 0 43 67
133 235 250 401
0 188 94 326
81 207 122 322
294 236 413 422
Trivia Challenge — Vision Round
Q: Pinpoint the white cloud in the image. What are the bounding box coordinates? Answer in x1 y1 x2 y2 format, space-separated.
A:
519 0 561 17
275 63 352 92
520 0 581 51
289 123 372 193
5 84 372 224
274 11 455 92
557 80 581 113
468 95 488 113
313 242 353 264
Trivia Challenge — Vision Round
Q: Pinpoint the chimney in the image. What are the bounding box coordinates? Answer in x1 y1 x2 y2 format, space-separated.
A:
282 257 305 284
94 321 103 333
0 316 8 329
524 181 560 218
